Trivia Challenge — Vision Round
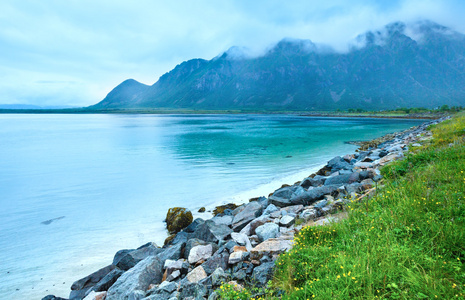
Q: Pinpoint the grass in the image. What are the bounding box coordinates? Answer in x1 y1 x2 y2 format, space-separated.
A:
218 112 465 299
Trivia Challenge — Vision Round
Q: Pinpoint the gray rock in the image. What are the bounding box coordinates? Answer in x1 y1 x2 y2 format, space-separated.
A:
345 182 363 194
211 268 229 286
255 222 279 242
188 244 213 264
231 201 263 231
250 238 293 260
183 238 208 260
211 215 233 226
179 282 207 299
166 270 181 282
280 204 304 215
165 231 191 247
191 220 233 243
300 175 326 188
314 200 328 210
300 208 318 221
187 266 207 283
252 262 275 285
230 232 252 251
116 243 162 271
201 251 229 275
164 259 183 271
184 218 205 233
208 291 220 300
290 185 339 205
92 268 124 292
324 173 359 186
279 215 295 227
240 215 273 236
228 251 249 264
113 249 133 265
106 256 164 300
232 269 247 281
327 156 352 172
69 264 115 300
159 242 184 263
263 204 279 215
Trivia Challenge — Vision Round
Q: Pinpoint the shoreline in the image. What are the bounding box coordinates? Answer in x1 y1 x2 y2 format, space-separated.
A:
0 108 449 120
41 116 447 300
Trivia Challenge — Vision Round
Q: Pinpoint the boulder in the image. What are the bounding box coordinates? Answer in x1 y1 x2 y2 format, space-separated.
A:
228 251 249 264
211 267 229 286
290 185 339 205
327 156 352 172
106 256 164 300
191 220 232 243
280 204 304 215
165 207 193 234
300 175 326 188
230 232 252 251
198 207 206 213
201 251 229 275
116 243 162 271
279 215 295 227
188 244 213 264
263 204 279 215
211 215 233 226
252 262 275 285
179 282 208 299
92 269 124 292
164 231 191 247
69 265 115 300
184 218 205 233
268 186 294 207
239 215 273 236
186 266 208 283
250 238 293 260
300 208 318 221
231 201 263 232
112 249 133 266
324 173 359 186
183 238 209 260
255 223 279 242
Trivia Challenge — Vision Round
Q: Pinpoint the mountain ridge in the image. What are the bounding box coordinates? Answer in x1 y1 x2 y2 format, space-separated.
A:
91 20 465 111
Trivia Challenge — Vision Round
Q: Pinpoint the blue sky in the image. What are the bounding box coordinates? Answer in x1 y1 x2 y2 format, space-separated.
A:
1 0 464 107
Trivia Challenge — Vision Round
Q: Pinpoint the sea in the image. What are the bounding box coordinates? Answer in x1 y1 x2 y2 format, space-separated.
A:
0 114 423 299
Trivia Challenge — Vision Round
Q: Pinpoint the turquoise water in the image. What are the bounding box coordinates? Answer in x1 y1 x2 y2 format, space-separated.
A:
0 114 423 299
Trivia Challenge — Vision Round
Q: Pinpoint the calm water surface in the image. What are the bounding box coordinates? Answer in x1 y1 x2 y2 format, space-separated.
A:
0 114 423 299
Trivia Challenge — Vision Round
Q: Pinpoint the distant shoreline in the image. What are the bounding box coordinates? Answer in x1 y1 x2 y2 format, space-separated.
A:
0 108 446 119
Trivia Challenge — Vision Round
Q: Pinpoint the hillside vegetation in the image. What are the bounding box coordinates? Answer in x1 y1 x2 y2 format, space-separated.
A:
219 112 465 299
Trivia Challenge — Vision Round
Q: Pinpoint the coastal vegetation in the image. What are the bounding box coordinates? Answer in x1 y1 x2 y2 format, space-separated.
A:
219 112 465 299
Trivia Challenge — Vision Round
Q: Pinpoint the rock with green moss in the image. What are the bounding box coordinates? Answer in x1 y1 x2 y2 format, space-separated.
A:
166 207 193 234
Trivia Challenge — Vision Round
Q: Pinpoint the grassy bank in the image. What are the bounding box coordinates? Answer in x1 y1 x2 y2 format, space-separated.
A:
220 112 465 299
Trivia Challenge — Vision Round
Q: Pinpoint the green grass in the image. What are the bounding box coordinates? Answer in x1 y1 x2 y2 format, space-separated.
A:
219 112 465 299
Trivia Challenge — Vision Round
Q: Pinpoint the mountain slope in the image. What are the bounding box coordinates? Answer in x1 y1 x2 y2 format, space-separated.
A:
91 20 465 111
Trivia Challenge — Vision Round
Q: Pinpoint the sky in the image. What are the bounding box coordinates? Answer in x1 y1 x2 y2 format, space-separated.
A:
1 0 465 107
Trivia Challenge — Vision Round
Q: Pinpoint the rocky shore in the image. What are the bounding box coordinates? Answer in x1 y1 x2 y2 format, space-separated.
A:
42 117 448 300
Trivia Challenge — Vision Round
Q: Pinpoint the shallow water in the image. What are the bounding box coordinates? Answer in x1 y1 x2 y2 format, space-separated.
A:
0 114 422 299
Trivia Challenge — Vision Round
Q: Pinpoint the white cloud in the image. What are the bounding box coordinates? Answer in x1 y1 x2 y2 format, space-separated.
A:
0 0 464 106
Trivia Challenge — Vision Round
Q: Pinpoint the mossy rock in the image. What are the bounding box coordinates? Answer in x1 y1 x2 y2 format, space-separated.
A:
166 207 193 235
198 207 206 213
213 203 238 216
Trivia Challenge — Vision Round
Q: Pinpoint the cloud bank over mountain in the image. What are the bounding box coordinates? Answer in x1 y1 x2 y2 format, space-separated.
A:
1 0 464 106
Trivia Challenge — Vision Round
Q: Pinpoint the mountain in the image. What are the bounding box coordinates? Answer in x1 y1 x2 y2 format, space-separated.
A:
91 20 465 111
